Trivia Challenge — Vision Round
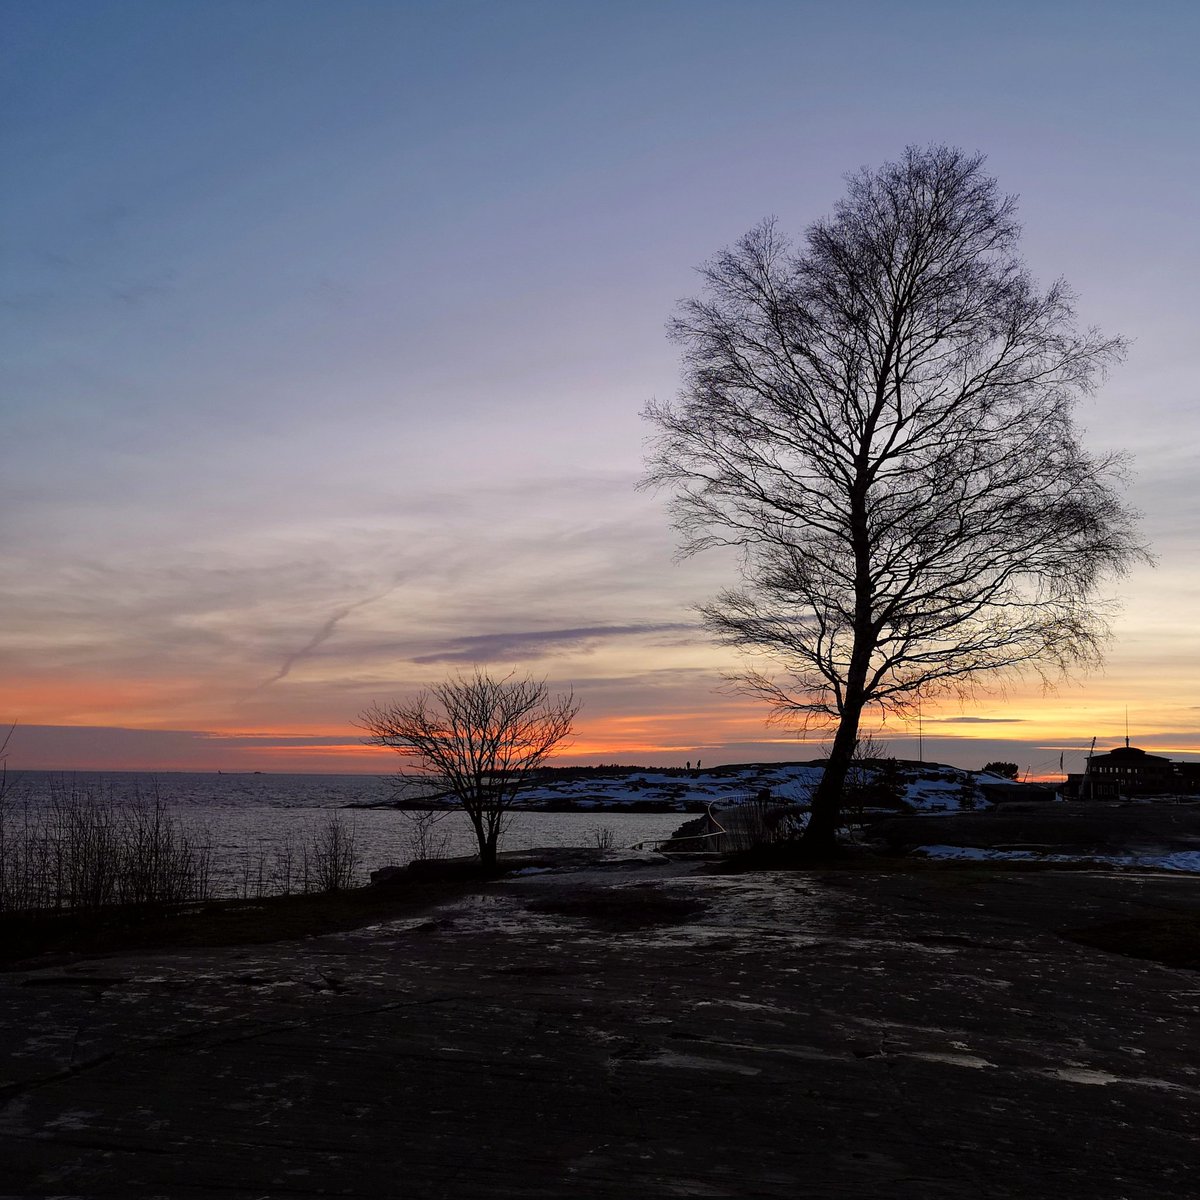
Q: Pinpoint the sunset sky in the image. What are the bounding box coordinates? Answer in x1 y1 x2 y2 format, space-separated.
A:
3 0 1197 778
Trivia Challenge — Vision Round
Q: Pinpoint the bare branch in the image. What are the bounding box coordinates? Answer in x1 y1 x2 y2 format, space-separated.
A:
643 144 1149 853
357 670 579 871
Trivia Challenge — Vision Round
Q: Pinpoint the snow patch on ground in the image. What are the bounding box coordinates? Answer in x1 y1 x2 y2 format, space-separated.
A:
1045 1067 1197 1092
520 762 828 811
913 845 1200 873
599 849 670 865
637 1051 763 1077
907 1050 995 1070
520 759 1009 816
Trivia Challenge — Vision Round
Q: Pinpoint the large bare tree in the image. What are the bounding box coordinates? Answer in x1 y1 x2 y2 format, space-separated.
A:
644 146 1146 855
359 671 579 871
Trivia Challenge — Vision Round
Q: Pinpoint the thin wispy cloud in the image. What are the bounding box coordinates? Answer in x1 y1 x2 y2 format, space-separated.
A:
927 716 1026 725
412 623 698 664
259 580 408 688
3 3 1195 769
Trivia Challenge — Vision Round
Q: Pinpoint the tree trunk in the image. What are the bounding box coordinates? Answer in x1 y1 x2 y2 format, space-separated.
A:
479 830 499 874
800 701 865 857
467 812 494 873
799 452 875 858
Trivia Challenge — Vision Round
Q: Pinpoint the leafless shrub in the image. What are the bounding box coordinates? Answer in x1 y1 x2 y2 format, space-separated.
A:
302 812 360 893
236 839 272 901
840 734 898 841
270 833 298 895
402 809 454 863
118 791 212 905
590 825 617 851
0 723 14 806
0 778 212 913
957 779 982 812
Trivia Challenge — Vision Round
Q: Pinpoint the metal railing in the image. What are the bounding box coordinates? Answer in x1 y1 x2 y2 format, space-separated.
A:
630 803 728 853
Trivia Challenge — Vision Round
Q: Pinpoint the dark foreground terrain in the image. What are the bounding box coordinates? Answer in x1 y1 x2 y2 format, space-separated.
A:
868 800 1200 856
2 857 1199 1198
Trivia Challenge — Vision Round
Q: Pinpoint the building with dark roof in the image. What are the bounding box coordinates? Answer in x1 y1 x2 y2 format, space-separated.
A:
1064 742 1200 800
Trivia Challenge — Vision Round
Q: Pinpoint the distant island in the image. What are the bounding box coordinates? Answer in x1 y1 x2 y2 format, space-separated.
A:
346 758 1040 815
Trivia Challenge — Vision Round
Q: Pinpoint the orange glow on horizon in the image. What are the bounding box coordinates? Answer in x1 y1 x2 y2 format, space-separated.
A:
6 653 1196 773
5 676 207 727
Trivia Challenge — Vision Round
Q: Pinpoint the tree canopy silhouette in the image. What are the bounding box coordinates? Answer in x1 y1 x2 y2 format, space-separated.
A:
645 145 1146 855
983 761 1020 781
359 670 579 871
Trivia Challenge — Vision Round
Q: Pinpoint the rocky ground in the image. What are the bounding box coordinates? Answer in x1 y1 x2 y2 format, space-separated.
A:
868 801 1200 855
3 856 1199 1198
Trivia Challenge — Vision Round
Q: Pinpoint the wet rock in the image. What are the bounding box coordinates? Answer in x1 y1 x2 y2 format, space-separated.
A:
2 863 1199 1197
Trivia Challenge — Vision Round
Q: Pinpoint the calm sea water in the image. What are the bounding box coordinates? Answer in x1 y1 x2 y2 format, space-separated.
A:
3 771 688 895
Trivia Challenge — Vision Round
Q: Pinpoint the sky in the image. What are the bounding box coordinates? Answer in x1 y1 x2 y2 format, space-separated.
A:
2 0 1197 778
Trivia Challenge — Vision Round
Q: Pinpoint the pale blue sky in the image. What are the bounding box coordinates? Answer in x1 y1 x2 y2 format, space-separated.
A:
3 0 1197 773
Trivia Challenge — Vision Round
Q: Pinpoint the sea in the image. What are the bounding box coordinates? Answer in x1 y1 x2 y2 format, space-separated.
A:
1 770 688 896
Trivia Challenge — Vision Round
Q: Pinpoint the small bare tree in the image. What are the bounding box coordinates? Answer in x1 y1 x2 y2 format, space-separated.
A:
645 145 1147 856
359 671 579 872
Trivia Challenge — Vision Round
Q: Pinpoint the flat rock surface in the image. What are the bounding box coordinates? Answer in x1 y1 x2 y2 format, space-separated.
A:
2 862 1199 1198
868 801 1200 854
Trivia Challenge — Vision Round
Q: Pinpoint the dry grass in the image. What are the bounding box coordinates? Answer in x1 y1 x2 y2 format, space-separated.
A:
0 862 485 968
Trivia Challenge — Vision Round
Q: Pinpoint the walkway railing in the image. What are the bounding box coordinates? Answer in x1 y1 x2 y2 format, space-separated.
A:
631 804 727 853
